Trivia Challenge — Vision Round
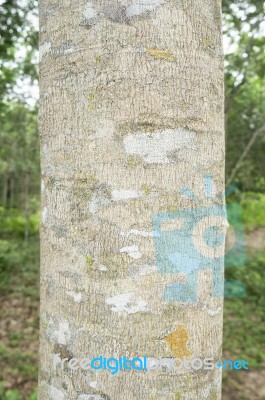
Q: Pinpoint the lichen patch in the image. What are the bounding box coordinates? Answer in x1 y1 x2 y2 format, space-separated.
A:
124 128 196 164
164 325 192 358
106 292 149 314
145 48 175 61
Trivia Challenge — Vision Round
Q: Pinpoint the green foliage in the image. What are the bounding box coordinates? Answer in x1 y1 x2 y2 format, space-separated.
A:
0 382 22 400
0 207 39 237
28 390 37 400
0 239 18 286
0 236 39 293
223 1 265 191
226 190 265 231
224 251 265 367
241 192 265 231
0 234 39 399
225 70 265 190
0 382 37 400
223 1 265 34
0 0 38 104
0 103 40 217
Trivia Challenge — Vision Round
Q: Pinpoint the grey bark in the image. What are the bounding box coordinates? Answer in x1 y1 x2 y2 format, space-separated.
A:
39 1 225 399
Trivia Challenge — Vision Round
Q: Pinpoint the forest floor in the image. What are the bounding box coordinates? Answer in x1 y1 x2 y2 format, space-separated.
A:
0 231 265 400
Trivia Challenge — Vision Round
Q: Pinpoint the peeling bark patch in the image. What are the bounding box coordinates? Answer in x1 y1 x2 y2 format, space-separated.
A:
145 48 175 61
47 319 71 345
81 0 167 26
51 42 77 56
66 291 82 303
164 325 192 358
40 41 77 61
123 128 196 164
47 385 65 400
44 275 58 294
42 207 48 225
78 395 106 400
39 42 51 62
202 306 221 316
120 229 157 238
106 292 149 313
120 245 142 259
88 187 111 214
126 0 166 17
83 3 97 20
129 263 157 277
111 189 143 201
98 264 108 272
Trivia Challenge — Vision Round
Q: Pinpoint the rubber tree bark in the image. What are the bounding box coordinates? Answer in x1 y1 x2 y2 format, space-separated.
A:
39 0 225 399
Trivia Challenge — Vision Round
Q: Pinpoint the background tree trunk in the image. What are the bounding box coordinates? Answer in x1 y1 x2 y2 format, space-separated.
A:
39 1 225 399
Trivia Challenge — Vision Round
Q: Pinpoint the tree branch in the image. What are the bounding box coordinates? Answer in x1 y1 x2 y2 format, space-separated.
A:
227 122 265 187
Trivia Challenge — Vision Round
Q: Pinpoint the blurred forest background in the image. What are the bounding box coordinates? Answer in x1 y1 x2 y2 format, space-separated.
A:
0 0 265 399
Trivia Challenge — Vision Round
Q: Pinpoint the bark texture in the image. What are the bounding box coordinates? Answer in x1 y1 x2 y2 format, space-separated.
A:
39 0 225 399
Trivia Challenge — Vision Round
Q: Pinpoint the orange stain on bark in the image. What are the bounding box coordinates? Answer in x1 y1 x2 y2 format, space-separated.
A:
164 325 192 358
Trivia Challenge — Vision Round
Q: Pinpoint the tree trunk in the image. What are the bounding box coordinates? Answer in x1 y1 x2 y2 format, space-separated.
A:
39 1 225 399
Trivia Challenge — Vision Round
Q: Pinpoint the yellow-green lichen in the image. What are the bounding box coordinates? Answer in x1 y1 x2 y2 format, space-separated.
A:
158 194 179 212
175 393 180 400
43 321 48 329
88 91 95 111
73 173 98 201
145 48 175 61
141 184 151 195
95 55 102 63
86 255 93 267
88 91 95 101
203 38 210 46
128 155 136 168
102 186 112 198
